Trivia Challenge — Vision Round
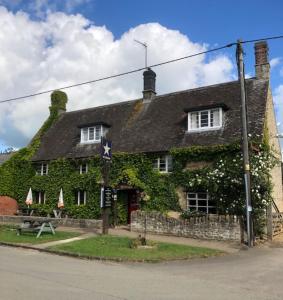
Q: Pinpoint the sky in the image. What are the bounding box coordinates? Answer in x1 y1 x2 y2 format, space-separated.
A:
0 0 283 151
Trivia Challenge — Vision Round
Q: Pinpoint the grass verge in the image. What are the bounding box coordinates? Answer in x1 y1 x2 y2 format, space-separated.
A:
0 225 80 244
49 235 222 262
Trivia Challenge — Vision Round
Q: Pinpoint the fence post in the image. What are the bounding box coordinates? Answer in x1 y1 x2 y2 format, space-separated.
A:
266 203 273 241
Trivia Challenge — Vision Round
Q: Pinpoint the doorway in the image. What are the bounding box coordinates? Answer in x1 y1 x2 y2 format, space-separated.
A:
117 189 139 224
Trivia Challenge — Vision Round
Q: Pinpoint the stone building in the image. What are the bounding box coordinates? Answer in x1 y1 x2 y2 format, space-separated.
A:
1 41 282 225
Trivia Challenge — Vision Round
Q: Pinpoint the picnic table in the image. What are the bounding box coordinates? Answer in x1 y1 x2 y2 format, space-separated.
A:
17 218 56 238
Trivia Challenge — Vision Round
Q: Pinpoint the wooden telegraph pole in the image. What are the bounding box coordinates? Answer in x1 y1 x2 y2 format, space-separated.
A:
236 40 253 247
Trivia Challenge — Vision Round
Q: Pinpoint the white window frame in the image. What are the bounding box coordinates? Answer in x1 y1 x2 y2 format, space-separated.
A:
36 163 48 175
187 108 222 132
79 163 88 174
80 125 106 144
76 190 87 205
153 155 173 173
34 191 46 204
186 192 216 214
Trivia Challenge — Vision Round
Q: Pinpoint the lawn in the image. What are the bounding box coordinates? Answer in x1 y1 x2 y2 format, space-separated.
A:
0 225 80 244
49 235 222 262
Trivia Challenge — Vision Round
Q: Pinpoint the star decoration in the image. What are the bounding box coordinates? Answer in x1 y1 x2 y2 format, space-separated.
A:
103 143 111 156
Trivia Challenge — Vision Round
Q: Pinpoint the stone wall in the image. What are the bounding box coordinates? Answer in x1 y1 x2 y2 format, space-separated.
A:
131 211 241 241
266 87 283 211
0 215 102 229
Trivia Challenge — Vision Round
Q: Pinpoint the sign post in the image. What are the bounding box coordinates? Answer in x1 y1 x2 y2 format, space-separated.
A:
100 138 112 234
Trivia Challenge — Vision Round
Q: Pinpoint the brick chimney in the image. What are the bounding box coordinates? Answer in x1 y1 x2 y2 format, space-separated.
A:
254 41 270 80
143 68 156 102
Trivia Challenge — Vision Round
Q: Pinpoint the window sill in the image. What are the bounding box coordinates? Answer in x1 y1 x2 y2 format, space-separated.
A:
80 141 100 145
186 126 222 133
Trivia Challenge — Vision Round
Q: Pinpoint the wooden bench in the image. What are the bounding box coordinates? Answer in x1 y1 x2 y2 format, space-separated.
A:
17 219 56 238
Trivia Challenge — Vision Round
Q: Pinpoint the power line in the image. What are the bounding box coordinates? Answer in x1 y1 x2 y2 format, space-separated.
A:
0 43 235 104
1 34 283 104
241 35 283 44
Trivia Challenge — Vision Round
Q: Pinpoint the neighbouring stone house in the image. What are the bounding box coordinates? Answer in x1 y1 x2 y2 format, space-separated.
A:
0 41 282 232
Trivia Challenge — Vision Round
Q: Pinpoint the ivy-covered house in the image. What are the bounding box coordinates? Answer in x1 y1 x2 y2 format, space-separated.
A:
0 41 282 228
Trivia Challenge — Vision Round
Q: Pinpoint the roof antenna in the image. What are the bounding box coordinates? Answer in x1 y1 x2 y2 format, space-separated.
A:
134 39 148 68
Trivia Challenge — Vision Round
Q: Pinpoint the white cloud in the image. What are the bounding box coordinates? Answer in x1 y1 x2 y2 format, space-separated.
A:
0 8 235 148
270 57 282 69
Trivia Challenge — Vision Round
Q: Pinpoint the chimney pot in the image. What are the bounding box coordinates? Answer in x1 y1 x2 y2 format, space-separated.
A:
254 41 270 80
143 68 156 101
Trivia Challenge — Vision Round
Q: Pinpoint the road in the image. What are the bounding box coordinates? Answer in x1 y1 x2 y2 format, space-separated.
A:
0 244 283 300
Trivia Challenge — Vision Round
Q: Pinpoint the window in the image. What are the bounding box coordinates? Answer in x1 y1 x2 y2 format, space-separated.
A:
75 190 87 205
153 155 173 173
188 108 222 131
187 192 216 214
80 125 107 143
36 163 48 175
34 191 46 204
79 163 88 174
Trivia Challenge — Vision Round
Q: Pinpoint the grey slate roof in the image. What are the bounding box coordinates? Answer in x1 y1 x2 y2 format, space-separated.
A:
32 78 269 161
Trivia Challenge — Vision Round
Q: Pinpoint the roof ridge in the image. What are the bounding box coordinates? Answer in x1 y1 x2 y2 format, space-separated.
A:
64 77 266 115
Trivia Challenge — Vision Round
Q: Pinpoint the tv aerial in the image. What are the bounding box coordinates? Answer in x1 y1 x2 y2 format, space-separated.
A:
134 39 148 68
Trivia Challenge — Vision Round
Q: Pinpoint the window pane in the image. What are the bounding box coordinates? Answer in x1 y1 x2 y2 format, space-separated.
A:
80 164 87 174
198 200 207 207
198 207 207 212
211 109 220 127
34 192 40 204
189 199 196 206
36 164 42 175
79 191 84 204
167 155 173 172
200 111 209 127
188 193 196 199
95 126 101 141
189 207 197 212
190 112 199 129
198 193 207 199
82 128 88 141
89 127 94 140
159 157 166 171
153 159 159 170
42 164 47 175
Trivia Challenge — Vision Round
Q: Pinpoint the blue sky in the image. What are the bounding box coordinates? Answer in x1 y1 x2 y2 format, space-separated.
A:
0 0 283 151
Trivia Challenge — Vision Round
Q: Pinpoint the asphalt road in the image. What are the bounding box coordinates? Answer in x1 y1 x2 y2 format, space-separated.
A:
1 244 283 300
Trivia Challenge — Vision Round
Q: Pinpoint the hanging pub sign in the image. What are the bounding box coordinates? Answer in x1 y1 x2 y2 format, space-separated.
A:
101 138 112 161
101 186 112 208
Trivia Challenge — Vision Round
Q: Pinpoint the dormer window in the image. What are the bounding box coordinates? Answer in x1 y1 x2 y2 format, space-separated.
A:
80 125 107 144
187 108 222 132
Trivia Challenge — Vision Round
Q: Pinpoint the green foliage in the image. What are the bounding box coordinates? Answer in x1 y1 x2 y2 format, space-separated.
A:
49 235 221 261
0 225 80 244
0 124 277 235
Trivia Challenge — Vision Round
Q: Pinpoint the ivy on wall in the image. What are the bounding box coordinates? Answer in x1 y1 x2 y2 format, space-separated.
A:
0 90 278 234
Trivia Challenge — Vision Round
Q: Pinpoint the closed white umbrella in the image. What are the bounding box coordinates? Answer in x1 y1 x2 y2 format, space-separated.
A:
58 188 64 208
25 188 33 206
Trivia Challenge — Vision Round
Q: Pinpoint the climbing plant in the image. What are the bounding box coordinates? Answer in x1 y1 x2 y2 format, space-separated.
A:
0 93 279 234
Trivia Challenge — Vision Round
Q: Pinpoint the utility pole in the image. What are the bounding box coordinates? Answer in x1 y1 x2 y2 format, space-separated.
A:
236 40 253 247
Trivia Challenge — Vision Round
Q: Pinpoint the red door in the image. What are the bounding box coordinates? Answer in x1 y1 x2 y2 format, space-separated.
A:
127 190 139 224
